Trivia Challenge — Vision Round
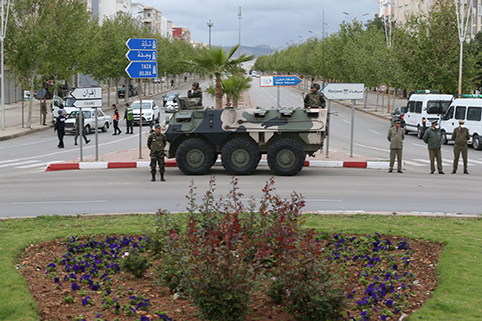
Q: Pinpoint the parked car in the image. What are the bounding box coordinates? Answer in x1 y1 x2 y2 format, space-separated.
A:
51 96 77 119
64 108 112 134
117 85 138 98
390 106 407 128
162 91 179 106
164 95 178 113
131 100 160 125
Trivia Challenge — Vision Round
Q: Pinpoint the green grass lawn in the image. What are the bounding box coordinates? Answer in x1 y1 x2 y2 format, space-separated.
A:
1 213 482 320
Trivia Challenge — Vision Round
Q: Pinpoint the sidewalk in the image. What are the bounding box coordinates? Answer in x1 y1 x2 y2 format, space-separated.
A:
0 80 197 141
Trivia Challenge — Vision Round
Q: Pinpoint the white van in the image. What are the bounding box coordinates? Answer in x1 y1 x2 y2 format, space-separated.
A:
439 97 482 149
404 91 453 138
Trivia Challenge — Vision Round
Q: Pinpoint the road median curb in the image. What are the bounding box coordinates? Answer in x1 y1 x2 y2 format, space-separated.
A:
45 160 390 172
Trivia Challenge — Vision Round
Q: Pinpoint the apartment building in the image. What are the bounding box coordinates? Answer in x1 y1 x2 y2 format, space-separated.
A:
379 0 482 37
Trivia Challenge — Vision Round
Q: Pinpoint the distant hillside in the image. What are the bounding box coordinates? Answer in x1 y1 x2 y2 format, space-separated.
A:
222 45 273 58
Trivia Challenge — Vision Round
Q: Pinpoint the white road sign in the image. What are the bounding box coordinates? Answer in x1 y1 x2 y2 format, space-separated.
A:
70 88 102 100
72 99 102 108
322 83 365 100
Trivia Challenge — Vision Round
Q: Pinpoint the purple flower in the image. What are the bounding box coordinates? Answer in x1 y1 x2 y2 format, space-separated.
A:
71 283 81 291
95 314 102 319
140 317 150 321
54 277 60 283
81 296 92 306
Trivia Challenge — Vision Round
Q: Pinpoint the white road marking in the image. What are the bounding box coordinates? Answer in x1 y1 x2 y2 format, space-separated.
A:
342 119 351 124
369 130 382 135
354 143 388 153
0 160 38 168
403 160 425 167
411 143 427 148
0 200 108 206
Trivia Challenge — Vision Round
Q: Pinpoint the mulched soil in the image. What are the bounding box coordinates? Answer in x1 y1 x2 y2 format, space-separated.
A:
17 234 443 321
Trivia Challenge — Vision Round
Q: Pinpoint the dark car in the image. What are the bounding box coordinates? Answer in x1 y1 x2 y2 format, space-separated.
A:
118 85 138 98
390 106 407 127
162 91 179 106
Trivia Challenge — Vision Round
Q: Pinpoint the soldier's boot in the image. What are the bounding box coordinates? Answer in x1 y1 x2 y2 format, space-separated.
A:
160 171 165 182
151 173 156 182
74 139 77 146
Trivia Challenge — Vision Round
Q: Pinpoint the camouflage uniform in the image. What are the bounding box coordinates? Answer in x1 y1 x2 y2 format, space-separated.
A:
304 91 326 109
147 130 167 177
188 83 203 106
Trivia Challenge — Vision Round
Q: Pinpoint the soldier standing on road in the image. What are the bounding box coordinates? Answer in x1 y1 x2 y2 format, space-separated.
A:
187 82 203 106
387 119 405 173
112 104 122 135
304 83 326 109
54 110 66 148
74 111 90 146
124 103 133 134
451 120 470 174
422 120 444 174
41 98 48 126
147 124 167 182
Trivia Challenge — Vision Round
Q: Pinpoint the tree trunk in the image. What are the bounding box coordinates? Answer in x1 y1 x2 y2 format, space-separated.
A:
215 77 223 109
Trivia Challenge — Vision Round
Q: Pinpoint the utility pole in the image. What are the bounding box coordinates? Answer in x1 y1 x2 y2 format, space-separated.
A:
1 0 11 131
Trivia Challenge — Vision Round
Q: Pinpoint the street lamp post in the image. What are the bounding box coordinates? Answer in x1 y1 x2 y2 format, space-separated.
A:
238 7 242 45
1 0 11 131
342 12 369 20
207 19 213 48
456 0 473 96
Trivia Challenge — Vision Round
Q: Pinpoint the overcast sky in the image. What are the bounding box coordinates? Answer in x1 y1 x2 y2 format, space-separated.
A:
142 0 380 49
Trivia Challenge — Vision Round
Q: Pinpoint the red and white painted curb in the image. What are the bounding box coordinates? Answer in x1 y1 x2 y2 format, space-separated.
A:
45 160 393 172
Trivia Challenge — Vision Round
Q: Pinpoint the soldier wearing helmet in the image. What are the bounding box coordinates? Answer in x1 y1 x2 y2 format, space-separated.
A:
304 83 326 109
188 82 203 106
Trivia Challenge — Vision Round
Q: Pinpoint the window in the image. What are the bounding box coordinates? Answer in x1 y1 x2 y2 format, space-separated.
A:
426 101 440 114
445 106 454 120
415 101 422 113
454 106 466 120
467 107 481 121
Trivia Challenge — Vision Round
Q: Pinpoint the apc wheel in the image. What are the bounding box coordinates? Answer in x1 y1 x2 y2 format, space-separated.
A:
417 127 423 139
221 138 260 175
441 131 448 145
473 135 482 150
176 138 214 175
267 138 306 176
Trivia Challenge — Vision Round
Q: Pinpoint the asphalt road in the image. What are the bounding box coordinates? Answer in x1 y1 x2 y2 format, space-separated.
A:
1 80 482 217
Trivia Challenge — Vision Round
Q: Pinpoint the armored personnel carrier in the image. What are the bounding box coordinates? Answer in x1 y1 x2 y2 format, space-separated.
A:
164 96 327 176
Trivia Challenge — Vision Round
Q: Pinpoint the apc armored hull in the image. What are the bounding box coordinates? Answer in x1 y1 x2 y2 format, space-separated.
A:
165 107 327 176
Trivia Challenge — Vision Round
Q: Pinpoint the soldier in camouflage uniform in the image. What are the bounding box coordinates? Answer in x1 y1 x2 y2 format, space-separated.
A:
304 83 326 109
147 124 167 181
187 82 203 106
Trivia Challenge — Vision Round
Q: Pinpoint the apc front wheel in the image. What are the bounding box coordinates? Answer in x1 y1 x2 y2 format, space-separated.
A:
176 139 214 175
221 138 260 175
267 138 306 176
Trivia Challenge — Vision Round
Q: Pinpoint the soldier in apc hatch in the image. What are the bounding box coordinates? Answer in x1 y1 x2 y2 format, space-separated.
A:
188 82 203 106
147 124 167 182
304 83 326 109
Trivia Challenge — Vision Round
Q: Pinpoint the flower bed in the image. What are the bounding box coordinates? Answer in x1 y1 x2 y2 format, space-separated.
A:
19 232 441 321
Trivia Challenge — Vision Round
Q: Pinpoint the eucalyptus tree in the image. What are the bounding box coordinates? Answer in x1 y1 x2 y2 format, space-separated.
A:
182 44 254 109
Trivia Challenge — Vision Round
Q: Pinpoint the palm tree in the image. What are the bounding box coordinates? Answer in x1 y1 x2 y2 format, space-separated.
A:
182 44 254 109
222 73 252 108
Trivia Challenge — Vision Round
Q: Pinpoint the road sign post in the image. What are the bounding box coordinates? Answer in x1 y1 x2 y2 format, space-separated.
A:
126 38 158 159
322 83 365 158
70 87 103 161
260 75 303 108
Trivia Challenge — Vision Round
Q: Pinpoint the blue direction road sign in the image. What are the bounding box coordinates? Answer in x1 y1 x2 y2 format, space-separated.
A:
126 38 157 50
125 61 158 79
260 75 303 87
126 50 157 62
273 76 303 86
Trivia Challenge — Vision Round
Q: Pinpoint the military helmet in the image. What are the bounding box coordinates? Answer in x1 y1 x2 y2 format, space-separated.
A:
312 83 320 90
192 82 199 88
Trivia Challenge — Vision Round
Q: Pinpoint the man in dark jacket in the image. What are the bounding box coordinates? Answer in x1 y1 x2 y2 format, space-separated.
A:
422 120 444 174
451 120 470 174
54 110 66 148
